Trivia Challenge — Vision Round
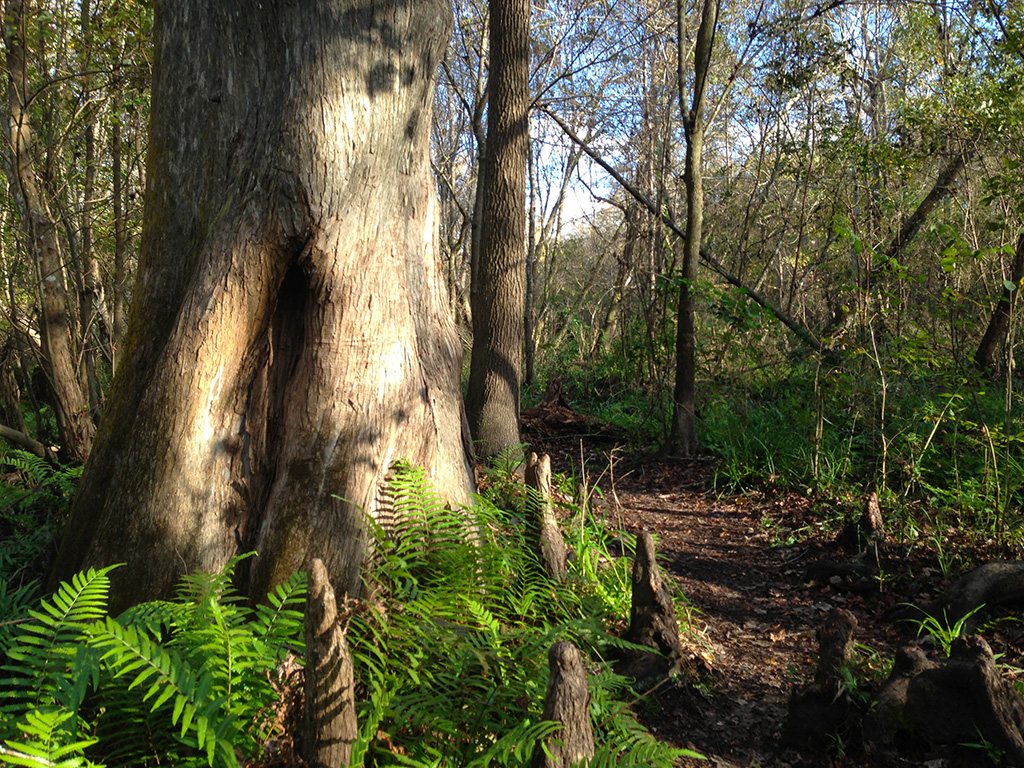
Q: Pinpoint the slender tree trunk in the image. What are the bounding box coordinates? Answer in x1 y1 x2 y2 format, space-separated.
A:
975 232 1024 375
467 28 488 303
111 119 127 366
466 0 531 459
55 0 475 609
593 212 635 357
524 137 537 389
826 147 975 342
1 0 95 463
79 0 114 401
540 106 824 354
0 218 26 436
667 0 719 457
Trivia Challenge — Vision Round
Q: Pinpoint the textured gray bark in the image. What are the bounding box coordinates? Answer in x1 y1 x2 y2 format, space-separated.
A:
110 120 127 364
55 0 475 609
466 0 530 459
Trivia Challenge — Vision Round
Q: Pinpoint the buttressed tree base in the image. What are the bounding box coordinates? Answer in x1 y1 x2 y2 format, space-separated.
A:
55 0 475 610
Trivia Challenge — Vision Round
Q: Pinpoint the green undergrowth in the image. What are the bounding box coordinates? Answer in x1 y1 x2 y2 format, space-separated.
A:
698 357 1024 553
0 446 83 646
0 557 306 767
0 462 699 767
351 461 698 767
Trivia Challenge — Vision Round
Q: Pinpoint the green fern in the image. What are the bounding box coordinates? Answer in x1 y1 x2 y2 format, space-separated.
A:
1 557 307 768
1 448 52 485
347 462 693 767
0 578 40 654
1 566 113 767
252 570 307 661
89 616 236 766
1 565 117 717
0 709 100 768
0 447 82 513
116 599 188 638
0 448 82 595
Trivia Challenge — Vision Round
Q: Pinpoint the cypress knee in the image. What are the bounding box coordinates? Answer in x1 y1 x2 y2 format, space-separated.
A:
303 558 357 767
532 641 595 768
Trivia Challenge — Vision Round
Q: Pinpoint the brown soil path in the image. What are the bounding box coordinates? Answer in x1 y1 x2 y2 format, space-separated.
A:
605 459 1024 768
610 462 863 767
523 398 1024 767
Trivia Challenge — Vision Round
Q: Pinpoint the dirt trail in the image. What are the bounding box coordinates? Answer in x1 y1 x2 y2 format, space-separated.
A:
608 463 818 766
607 460 1021 768
521 416 1024 768
520 390 1024 767
615 482 811 764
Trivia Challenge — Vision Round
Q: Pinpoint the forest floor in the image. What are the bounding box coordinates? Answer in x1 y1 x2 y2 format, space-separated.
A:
521 405 1024 768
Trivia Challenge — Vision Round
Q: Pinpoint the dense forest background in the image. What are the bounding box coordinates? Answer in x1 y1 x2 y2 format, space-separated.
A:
6 0 1024 493
442 0 1024 532
2 0 1024 766
5 0 1022 520
1 1 1023 585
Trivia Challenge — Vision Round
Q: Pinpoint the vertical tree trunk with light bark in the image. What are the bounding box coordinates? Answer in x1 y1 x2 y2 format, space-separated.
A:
467 0 531 459
2 0 95 464
55 0 475 609
110 119 128 365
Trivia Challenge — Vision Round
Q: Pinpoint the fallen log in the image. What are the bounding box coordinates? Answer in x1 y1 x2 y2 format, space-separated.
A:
935 561 1024 626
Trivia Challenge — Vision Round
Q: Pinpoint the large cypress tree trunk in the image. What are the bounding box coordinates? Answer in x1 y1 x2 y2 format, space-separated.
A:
466 0 531 459
55 0 475 609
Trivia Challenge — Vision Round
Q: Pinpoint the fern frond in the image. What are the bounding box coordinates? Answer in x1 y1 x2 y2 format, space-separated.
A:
88 617 237 766
589 730 704 767
0 449 51 484
253 571 306 659
174 553 253 619
470 718 560 767
117 599 188 638
1 565 117 716
0 578 40 652
1 708 99 768
0 448 82 519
